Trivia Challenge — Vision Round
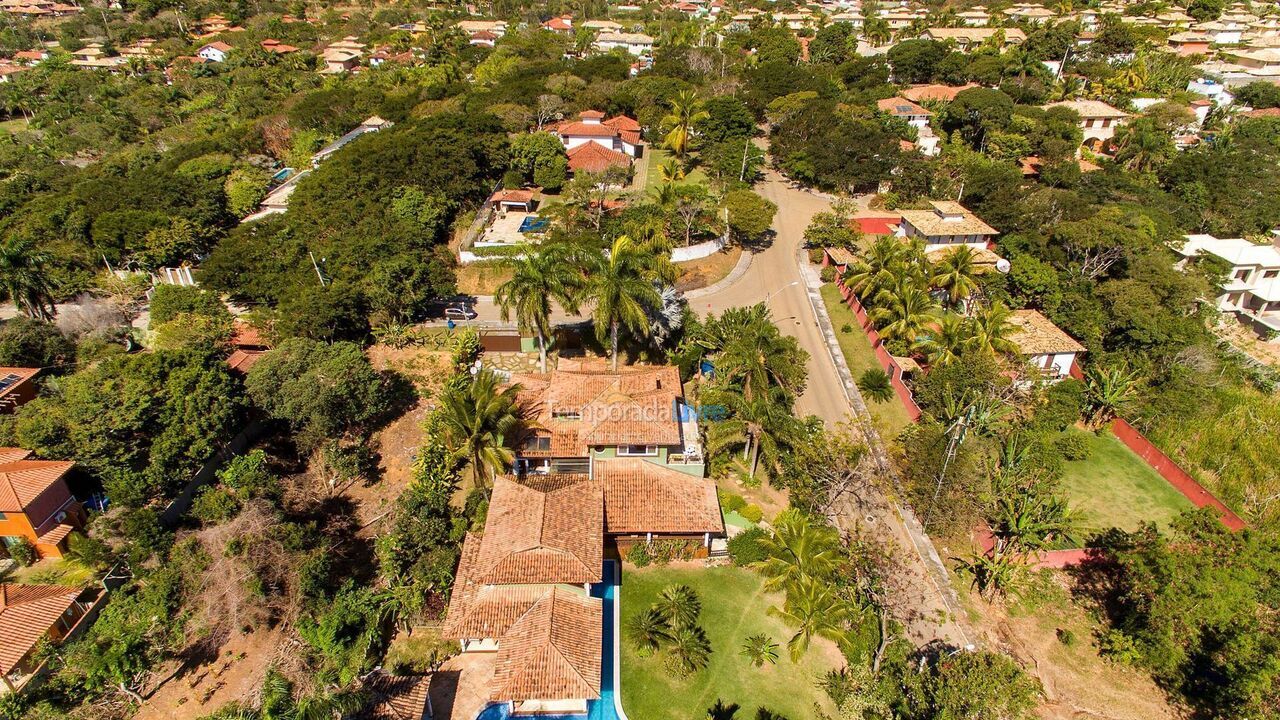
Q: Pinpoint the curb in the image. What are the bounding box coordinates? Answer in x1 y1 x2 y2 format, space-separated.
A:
683 249 754 301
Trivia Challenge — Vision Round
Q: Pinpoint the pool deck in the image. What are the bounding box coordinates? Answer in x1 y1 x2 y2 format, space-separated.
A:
430 651 496 720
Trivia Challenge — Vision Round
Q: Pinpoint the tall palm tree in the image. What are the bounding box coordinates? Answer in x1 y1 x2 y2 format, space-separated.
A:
768 575 849 662
870 277 939 345
930 246 981 309
436 369 522 486
751 509 842 593
913 312 969 368
661 90 709 159
494 247 582 373
863 18 891 46
705 304 807 403
585 235 663 370
705 387 800 482
0 238 57 321
966 301 1018 356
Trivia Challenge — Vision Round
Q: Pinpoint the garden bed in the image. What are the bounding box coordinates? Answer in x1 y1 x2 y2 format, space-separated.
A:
620 564 840 720
1058 428 1194 535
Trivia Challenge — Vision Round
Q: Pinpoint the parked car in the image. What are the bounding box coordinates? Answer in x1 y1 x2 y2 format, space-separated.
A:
444 306 478 321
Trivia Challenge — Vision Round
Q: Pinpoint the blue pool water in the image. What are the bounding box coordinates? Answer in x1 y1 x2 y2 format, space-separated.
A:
474 560 621 720
518 216 550 233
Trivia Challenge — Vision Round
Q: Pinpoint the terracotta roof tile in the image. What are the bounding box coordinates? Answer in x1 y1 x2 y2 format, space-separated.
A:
360 671 432 720
1008 309 1086 355
471 475 603 585
566 142 632 173
489 587 601 702
595 458 723 535
0 583 79 674
0 460 73 512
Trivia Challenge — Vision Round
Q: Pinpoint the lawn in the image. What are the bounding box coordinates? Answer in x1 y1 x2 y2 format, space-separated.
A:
620 564 841 720
4 558 97 587
1058 428 1194 535
643 147 710 191
0 118 30 134
819 283 914 441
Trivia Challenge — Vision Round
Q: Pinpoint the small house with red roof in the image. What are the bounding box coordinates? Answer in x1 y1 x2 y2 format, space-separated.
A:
1 583 95 693
260 39 298 54
197 41 233 63
0 368 39 415
542 14 574 32
0 450 86 560
226 322 270 375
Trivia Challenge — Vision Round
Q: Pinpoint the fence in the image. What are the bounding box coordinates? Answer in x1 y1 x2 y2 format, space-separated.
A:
1109 417 1247 531
671 237 726 263
834 279 923 422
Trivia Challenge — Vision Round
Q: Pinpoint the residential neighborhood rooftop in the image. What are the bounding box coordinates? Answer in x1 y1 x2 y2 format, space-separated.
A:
1007 309 1087 355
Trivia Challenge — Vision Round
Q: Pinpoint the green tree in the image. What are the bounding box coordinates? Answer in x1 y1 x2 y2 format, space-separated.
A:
913 312 969 368
930 246 981 308
767 575 849 662
0 237 57 321
751 509 842 593
967 301 1018 356
723 189 777 244
626 607 673 656
495 246 582 373
655 584 702 629
667 624 713 676
585 235 663 370
740 634 780 667
1084 363 1140 427
661 90 710 159
436 368 521 486
870 277 939 345
858 369 895 403
0 317 75 368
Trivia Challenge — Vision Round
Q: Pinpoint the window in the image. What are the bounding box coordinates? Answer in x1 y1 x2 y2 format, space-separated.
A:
1235 268 1251 281
523 436 551 452
617 445 657 456
1265 270 1279 280
0 512 5 521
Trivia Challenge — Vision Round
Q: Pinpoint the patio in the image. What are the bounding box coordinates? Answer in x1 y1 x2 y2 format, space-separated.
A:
480 211 536 247
430 651 496 720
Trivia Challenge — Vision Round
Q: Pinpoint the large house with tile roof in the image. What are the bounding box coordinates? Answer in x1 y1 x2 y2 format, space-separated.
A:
552 111 642 158
896 201 998 252
1007 310 1086 382
1 583 94 693
0 450 85 560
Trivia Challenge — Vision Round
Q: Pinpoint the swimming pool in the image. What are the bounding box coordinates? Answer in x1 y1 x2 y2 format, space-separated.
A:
474 560 623 720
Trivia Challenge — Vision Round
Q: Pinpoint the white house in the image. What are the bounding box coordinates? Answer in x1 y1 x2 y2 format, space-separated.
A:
594 32 654 56
1042 99 1129 150
1176 233 1280 337
877 97 940 156
553 111 641 157
896 201 998 251
1007 309 1086 382
197 41 232 63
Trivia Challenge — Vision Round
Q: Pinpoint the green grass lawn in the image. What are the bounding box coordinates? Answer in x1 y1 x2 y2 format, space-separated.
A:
644 147 710 191
0 118 30 134
620 564 840 720
819 283 914 441
4 558 97 587
1058 427 1194 535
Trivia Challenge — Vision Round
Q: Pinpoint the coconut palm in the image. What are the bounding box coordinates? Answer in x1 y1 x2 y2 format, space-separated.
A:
751 509 842 593
667 624 712 675
870 277 939 345
436 368 522 486
930 246 981 309
705 387 801 483
655 584 702 628
966 301 1018 356
842 237 914 300
0 238 57 321
913 312 969 368
707 700 741 720
863 18 892 46
626 607 673 655
585 235 663 370
1085 364 1140 426
705 304 808 403
661 90 709 159
741 634 780 667
768 576 849 662
1115 58 1148 93
494 247 582 373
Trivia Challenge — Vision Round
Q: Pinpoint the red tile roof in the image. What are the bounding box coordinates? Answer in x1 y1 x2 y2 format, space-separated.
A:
0 367 38 398
469 475 603 585
0 460 73 512
878 97 933 117
851 214 901 236
594 458 723 535
566 142 632 173
0 583 80 675
201 41 233 52
488 587 601 702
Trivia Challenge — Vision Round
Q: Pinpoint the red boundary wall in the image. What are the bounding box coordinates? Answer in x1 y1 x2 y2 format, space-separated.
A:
824 255 922 422
1108 418 1247 531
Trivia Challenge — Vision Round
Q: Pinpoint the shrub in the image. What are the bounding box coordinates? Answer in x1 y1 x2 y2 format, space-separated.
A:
840 323 853 334
1054 433 1092 462
1099 628 1143 665
807 248 825 264
7 537 35 567
820 265 836 283
627 542 653 567
385 632 459 674
727 526 769 567
858 368 895 403
1056 628 1076 646
740 503 764 523
719 490 747 513
219 450 280 501
190 486 240 524
66 532 113 569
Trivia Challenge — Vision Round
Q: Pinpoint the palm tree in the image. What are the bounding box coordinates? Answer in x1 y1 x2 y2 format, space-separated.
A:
870 278 939 345
706 304 807 403
1085 364 1140 426
585 235 662 370
659 158 686 184
863 18 891 46
436 369 522 486
655 584 701 628
740 634 780 667
626 607 673 656
913 312 969 368
991 488 1076 554
707 700 741 720
768 576 849 662
842 237 913 300
0 238 57 321
494 247 582 373
1115 58 1148 93
930 246 981 309
661 90 709 159
751 509 842 593
667 624 712 675
857 369 894 403
705 388 800 482
966 301 1018 356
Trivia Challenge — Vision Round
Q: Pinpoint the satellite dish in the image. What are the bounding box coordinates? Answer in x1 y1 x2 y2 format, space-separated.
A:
996 258 1012 274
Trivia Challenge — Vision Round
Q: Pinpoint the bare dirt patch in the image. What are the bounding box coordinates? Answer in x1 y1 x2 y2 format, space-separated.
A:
675 246 743 292
135 628 289 720
456 263 513 295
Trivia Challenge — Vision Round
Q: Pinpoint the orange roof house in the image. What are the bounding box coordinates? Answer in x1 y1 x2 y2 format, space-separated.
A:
552 111 642 159
566 142 632 174
0 583 92 692
0 453 86 559
0 367 39 414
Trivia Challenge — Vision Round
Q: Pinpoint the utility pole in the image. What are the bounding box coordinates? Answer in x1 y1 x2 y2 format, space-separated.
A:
309 251 328 287
921 404 973 533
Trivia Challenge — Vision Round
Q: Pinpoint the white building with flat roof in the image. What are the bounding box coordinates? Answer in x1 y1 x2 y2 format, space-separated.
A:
1176 233 1280 337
